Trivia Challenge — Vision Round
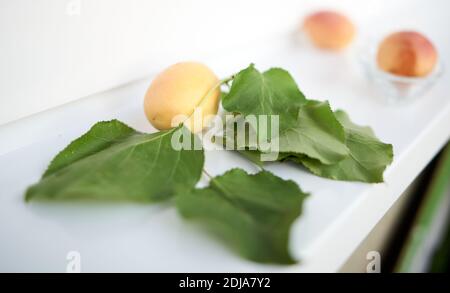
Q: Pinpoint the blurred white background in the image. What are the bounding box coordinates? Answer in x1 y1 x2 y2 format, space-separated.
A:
0 0 449 125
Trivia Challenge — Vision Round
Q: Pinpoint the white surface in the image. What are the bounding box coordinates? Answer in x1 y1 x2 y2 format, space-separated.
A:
2 0 449 125
0 32 449 272
0 0 302 125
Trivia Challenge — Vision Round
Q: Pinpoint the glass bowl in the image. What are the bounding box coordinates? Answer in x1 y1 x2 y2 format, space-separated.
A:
358 40 444 104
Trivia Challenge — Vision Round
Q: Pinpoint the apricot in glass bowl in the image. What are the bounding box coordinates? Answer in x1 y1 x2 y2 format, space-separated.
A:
359 31 443 104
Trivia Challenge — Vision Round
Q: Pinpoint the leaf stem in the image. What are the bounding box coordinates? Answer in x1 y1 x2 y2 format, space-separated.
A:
186 75 235 120
202 168 213 180
255 162 264 172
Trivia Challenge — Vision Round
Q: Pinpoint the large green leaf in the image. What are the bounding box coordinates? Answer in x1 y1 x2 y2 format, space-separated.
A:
299 110 394 183
229 108 393 183
25 120 204 202
220 64 392 182
222 64 307 130
277 100 348 164
176 168 308 264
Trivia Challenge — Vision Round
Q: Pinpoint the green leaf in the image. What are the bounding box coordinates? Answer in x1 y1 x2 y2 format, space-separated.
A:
276 100 349 164
176 168 308 264
236 109 393 183
299 110 393 183
25 120 204 202
222 64 307 130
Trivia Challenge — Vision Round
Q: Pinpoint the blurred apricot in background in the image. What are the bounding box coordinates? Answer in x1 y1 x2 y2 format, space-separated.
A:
303 10 355 50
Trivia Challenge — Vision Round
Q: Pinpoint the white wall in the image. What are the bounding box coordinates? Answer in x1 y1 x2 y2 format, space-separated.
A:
0 0 448 125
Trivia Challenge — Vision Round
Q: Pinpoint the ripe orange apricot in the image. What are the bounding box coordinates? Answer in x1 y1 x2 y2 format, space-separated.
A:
303 10 355 50
377 31 438 77
144 62 220 132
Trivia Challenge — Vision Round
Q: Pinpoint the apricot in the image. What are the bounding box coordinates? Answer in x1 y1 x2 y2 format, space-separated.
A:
144 62 220 132
377 31 437 77
303 10 355 50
